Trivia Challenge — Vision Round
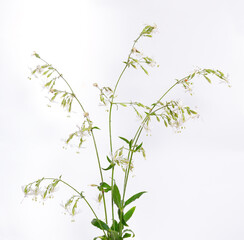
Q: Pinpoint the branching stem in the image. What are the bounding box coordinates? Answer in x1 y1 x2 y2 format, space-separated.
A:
38 57 108 223
108 33 143 227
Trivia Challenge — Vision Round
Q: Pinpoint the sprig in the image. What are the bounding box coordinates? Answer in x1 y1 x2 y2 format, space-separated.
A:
24 24 230 240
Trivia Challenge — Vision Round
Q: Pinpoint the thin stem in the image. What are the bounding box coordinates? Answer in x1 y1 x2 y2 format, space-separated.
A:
108 34 143 227
108 65 128 153
43 178 107 237
109 61 127 228
122 80 182 204
91 131 108 223
38 57 108 223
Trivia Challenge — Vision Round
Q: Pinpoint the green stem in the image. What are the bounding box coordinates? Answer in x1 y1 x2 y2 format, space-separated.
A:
122 80 182 204
43 178 107 237
91 131 108 223
109 62 128 229
38 57 108 223
108 34 143 228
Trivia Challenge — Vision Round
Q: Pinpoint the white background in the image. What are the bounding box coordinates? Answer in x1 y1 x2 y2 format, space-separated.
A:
0 0 244 239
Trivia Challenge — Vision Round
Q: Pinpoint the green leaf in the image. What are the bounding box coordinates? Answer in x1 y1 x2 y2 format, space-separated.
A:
135 142 143 152
122 229 135 238
110 231 121 240
93 236 106 240
91 219 109 231
119 136 130 145
123 233 131 238
98 182 111 192
102 163 115 171
124 206 136 222
124 191 146 207
112 184 121 209
117 209 128 227
111 220 119 232
106 156 112 163
92 126 101 130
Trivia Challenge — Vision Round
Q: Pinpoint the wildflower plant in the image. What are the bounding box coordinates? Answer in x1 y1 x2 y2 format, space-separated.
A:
23 24 230 239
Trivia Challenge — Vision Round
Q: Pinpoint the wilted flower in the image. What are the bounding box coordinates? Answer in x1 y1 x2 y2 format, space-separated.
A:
36 65 42 74
84 112 89 118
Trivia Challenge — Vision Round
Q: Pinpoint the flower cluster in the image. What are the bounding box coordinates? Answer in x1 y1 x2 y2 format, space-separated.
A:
112 147 134 172
30 58 76 113
93 83 115 107
65 119 94 148
179 68 230 95
22 177 61 202
142 100 199 133
141 24 158 37
61 195 82 218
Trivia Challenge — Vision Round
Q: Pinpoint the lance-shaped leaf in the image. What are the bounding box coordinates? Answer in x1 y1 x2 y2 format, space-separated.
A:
112 184 122 209
124 191 146 208
119 136 130 145
102 162 115 171
123 233 132 238
91 219 110 231
123 206 136 222
93 236 107 240
123 229 135 238
106 156 112 163
102 156 115 171
117 209 128 227
134 142 143 152
98 182 111 193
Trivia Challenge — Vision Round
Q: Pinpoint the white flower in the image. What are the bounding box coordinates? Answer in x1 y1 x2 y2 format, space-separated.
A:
151 23 158 34
36 65 42 73
176 100 183 108
149 60 156 67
